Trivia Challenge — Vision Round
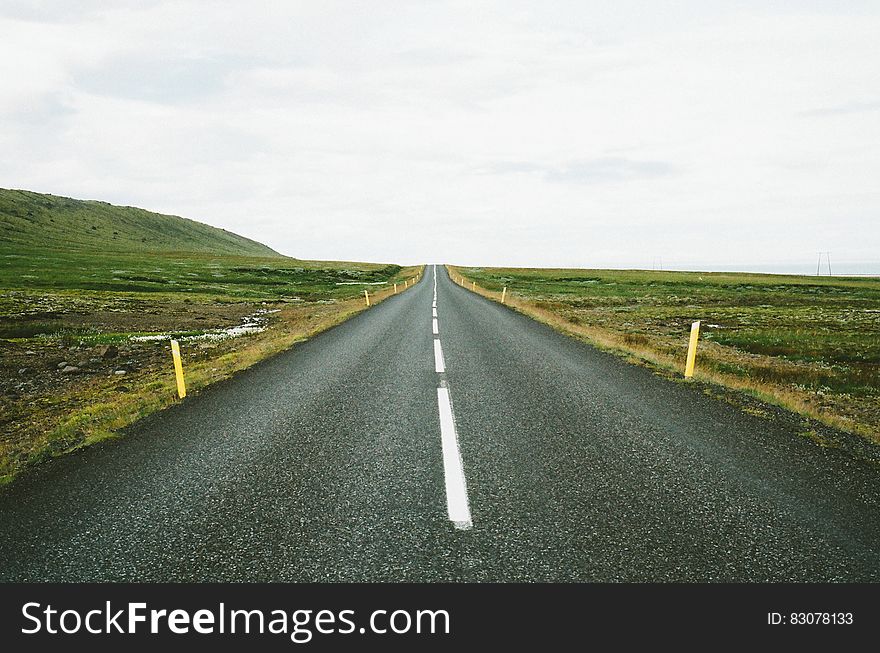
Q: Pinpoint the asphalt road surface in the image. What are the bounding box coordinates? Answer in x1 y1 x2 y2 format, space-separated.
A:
2 265 879 581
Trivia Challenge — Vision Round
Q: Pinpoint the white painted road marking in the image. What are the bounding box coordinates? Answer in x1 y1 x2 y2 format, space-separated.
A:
433 339 445 373
431 264 473 529
437 387 472 529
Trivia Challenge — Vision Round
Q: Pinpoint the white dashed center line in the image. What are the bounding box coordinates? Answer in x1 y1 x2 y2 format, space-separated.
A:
431 264 472 530
437 386 472 529
433 339 445 373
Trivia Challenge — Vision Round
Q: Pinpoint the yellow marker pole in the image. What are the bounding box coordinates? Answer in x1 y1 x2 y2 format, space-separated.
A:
405 279 408 288
364 290 371 307
472 281 476 290
170 339 186 399
684 320 701 378
394 282 398 294
501 287 507 304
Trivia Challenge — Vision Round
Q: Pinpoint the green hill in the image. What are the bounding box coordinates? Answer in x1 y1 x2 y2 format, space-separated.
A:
0 188 281 257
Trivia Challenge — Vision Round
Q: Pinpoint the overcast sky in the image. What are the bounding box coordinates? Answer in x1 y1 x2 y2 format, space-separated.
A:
1 1 878 272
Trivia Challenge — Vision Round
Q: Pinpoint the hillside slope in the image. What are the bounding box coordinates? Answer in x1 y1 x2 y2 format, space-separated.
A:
0 188 280 257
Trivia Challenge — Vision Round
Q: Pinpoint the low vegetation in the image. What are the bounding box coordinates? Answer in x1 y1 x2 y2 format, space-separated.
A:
0 189 420 484
0 188 278 256
449 266 880 443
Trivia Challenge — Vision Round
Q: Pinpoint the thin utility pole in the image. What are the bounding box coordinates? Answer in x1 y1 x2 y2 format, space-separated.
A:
817 251 832 276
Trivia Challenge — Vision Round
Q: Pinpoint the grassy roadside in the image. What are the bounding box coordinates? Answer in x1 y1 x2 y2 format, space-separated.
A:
0 261 423 485
448 265 880 445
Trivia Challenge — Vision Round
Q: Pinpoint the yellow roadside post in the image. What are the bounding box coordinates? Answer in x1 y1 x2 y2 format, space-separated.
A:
170 339 186 399
501 287 507 304
364 290 371 307
394 282 398 294
684 320 701 378
472 281 476 290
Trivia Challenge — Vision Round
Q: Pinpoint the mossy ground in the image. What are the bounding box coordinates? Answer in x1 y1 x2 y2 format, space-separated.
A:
450 265 880 444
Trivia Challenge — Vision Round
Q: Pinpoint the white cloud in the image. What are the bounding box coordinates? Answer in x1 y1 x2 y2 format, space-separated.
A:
1 1 878 273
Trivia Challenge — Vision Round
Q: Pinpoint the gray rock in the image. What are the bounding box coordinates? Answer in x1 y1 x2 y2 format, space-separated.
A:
57 361 69 369
61 366 80 374
96 344 119 359
25 350 36 355
18 368 27 374
114 370 127 376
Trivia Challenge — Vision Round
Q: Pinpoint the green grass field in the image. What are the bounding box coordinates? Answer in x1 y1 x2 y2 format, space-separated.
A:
1 249 401 300
452 266 880 440
0 189 419 483
0 248 405 339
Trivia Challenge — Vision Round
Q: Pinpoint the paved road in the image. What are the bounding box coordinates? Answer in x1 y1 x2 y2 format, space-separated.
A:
1 266 879 581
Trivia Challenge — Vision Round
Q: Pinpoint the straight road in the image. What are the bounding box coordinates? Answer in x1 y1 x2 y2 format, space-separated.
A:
1 265 879 581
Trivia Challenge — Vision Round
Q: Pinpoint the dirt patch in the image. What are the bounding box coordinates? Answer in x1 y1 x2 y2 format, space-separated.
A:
0 296 298 480
1 296 258 335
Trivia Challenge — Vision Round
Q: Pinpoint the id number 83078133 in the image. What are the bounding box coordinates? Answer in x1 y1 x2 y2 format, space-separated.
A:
768 613 853 625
